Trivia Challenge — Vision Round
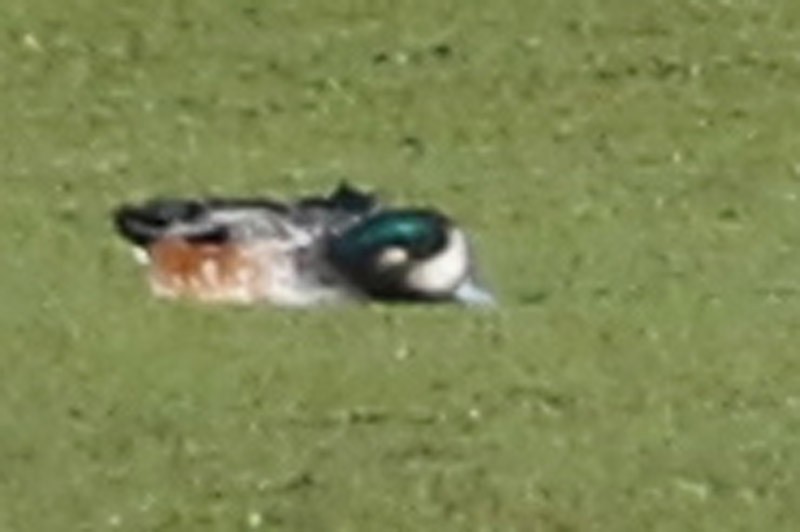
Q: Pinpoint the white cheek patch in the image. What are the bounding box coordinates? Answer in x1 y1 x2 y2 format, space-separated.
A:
376 246 409 269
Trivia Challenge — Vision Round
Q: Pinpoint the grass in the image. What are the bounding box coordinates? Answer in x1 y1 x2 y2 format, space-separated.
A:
2 0 800 530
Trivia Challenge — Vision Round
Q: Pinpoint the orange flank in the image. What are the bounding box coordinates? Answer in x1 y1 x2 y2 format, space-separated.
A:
147 238 267 303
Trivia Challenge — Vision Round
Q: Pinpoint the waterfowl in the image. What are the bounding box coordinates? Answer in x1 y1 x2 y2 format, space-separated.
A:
112 183 494 307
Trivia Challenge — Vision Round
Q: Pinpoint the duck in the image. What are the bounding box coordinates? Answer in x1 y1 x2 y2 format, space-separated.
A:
112 183 495 307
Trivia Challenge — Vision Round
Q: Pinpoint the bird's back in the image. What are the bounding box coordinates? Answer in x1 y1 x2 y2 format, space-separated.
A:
114 183 379 305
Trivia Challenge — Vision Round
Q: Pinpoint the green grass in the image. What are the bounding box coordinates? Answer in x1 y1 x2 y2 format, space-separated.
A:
3 0 800 530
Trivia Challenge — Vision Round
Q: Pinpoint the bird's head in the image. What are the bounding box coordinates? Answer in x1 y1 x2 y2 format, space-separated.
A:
328 209 494 305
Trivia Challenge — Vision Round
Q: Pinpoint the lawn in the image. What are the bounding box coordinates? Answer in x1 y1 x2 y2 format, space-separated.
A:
2 0 800 530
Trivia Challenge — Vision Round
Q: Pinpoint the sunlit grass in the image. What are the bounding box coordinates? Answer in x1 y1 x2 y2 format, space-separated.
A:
2 0 800 530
